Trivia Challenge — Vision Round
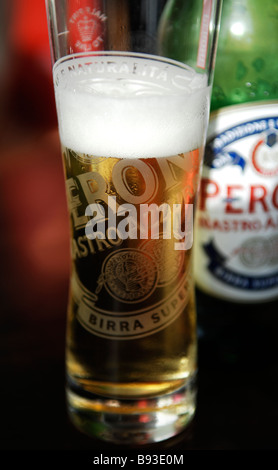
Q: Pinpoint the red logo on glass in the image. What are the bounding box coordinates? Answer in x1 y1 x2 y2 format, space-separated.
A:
69 1 107 53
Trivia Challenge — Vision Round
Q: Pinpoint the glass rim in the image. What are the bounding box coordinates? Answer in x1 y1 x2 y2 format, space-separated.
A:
53 50 198 75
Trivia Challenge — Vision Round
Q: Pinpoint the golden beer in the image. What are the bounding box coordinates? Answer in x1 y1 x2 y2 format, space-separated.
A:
64 146 200 399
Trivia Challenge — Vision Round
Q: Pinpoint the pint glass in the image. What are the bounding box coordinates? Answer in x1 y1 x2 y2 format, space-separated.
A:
45 0 221 444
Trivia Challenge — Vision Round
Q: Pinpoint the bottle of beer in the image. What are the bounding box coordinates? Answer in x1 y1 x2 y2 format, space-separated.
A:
159 0 278 366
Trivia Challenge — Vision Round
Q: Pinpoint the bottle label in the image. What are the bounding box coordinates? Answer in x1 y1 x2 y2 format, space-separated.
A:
194 102 278 301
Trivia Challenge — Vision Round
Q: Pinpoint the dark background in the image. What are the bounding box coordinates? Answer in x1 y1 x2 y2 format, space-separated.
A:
0 0 278 454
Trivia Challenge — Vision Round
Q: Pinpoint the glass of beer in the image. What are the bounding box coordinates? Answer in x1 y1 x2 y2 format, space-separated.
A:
45 0 221 444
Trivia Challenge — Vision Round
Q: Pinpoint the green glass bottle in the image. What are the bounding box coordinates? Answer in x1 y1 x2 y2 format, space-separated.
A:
210 0 278 111
159 0 278 365
194 0 278 303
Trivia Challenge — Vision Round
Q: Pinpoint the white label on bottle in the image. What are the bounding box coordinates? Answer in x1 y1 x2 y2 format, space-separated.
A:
194 102 278 301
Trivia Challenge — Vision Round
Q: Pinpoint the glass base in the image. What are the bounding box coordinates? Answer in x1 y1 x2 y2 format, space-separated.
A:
66 376 196 445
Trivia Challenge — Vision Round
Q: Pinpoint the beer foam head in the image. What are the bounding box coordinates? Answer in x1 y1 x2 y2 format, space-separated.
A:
54 54 210 158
